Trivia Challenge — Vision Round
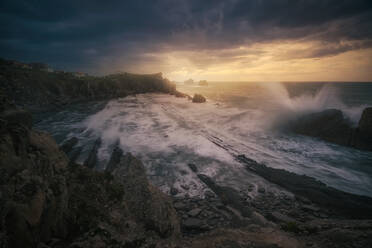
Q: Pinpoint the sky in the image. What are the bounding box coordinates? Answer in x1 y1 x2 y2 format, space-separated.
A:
1 0 372 82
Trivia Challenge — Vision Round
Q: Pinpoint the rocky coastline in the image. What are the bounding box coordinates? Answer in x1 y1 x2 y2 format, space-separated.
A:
288 108 372 151
1 59 372 247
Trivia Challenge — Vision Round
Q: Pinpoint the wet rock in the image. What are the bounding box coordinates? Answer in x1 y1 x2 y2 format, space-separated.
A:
60 137 78 154
170 187 179 196
105 146 123 170
68 146 82 164
198 174 252 218
192 94 206 103
352 107 372 151
237 154 372 219
183 218 203 229
83 138 101 169
289 109 353 146
188 163 198 173
188 208 202 217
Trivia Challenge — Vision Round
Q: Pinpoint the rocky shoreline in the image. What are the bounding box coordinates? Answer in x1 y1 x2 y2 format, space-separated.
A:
1 60 372 247
288 108 372 152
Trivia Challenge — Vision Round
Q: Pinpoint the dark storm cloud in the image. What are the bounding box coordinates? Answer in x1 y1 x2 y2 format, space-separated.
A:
1 0 371 73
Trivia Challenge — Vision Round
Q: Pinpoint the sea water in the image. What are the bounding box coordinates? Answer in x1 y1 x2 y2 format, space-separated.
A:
35 82 372 198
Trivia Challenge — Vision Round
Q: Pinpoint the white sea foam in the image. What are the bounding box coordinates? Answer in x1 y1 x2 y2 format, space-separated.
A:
75 88 372 198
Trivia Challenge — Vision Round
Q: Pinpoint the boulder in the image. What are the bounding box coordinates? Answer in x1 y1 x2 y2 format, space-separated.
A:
290 109 353 146
192 94 206 103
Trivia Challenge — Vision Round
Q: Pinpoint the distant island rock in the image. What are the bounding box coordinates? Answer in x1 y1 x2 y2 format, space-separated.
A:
198 80 208 86
184 79 194 85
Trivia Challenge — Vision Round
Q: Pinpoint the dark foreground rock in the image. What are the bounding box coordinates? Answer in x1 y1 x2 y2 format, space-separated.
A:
192 94 206 103
0 104 180 247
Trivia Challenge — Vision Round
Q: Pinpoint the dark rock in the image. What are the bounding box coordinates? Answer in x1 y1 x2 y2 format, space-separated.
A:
2 109 33 129
83 138 101 169
352 107 372 151
192 94 206 103
183 218 203 229
170 187 179 196
197 174 252 218
60 137 78 154
0 105 181 247
68 146 82 164
188 208 202 217
105 151 180 238
237 154 372 219
188 163 198 173
258 187 266 194
289 109 353 146
0 58 177 110
358 107 372 135
174 202 187 210
105 146 123 171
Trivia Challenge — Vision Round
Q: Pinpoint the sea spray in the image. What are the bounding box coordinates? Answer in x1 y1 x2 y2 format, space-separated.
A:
261 82 366 127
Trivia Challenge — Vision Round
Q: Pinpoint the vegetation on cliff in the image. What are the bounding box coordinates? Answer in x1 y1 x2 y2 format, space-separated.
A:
0 58 176 110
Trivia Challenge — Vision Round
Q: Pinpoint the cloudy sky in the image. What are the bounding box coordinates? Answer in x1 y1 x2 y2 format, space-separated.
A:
1 0 372 81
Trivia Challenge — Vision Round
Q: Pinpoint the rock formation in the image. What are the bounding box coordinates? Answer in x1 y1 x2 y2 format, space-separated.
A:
0 58 177 111
352 107 372 151
289 109 353 146
198 80 208 86
184 79 194 85
289 108 372 151
0 101 179 247
192 94 206 103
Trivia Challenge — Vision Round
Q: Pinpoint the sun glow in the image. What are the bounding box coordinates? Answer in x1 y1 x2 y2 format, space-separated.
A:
136 41 372 82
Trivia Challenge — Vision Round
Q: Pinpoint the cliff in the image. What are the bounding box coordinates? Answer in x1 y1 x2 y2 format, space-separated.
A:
0 58 176 111
0 99 179 247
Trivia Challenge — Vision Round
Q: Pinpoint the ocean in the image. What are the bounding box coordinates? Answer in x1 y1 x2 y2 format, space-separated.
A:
35 82 372 198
